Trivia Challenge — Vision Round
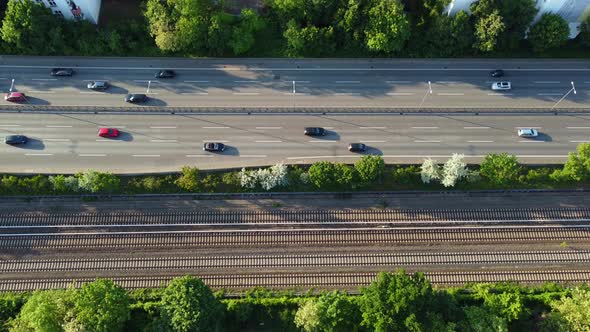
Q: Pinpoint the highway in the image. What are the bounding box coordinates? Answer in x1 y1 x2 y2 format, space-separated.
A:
0 57 588 109
1 113 589 173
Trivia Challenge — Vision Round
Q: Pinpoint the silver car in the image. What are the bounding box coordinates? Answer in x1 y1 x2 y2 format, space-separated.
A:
491 81 511 90
87 81 109 90
517 128 538 138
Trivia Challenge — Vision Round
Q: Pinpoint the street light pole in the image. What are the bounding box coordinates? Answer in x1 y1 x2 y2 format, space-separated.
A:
418 81 432 111
9 79 14 92
146 80 151 94
292 80 295 110
551 81 576 110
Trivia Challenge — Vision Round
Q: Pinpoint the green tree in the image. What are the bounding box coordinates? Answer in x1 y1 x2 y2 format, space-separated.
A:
73 279 130 332
364 0 410 53
284 20 336 56
0 0 65 55
207 12 233 56
479 153 521 186
175 166 201 192
308 161 354 190
544 288 590 332
497 0 538 50
144 0 213 54
473 10 505 52
295 291 361 332
562 143 590 181
354 155 385 186
161 276 222 332
229 9 266 55
528 13 570 53
462 305 508 332
77 170 120 193
578 15 590 48
473 284 526 322
360 270 437 332
11 290 67 332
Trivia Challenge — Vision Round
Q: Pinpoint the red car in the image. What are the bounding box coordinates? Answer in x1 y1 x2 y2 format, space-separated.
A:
98 128 119 138
4 92 26 103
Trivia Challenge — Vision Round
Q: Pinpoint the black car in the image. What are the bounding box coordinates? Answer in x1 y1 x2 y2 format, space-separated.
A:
125 94 148 103
348 143 366 152
304 127 326 136
4 135 28 145
155 70 176 79
490 69 504 78
50 68 74 76
203 142 226 152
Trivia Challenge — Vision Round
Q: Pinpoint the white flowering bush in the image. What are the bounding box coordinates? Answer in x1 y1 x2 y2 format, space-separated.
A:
239 164 288 191
441 154 468 187
48 175 79 193
420 158 441 184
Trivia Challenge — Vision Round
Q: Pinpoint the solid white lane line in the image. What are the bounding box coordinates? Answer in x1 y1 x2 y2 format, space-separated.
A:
180 92 209 95
240 155 267 157
435 81 457 84
132 154 161 157
43 138 71 142
538 93 562 96
287 154 569 160
387 93 414 96
0 125 20 127
234 80 259 83
464 126 490 129
437 93 464 96
414 140 441 143
27 91 55 93
566 127 590 129
255 140 282 143
487 93 513 96
184 80 209 83
533 81 560 84
386 81 412 84
25 153 53 156
79 154 106 157
256 127 283 129
308 140 338 143
95 139 121 142
202 126 229 129
186 155 213 157
335 81 360 83
150 139 177 143
519 140 545 143
570 140 590 143
412 126 438 129
515 127 542 129
233 92 260 95
202 140 229 143
150 126 177 129
324 127 334 129
31 78 57 81
467 140 494 143
334 93 360 96
79 92 101 94
359 127 386 129
292 80 310 83
134 80 158 83
282 92 310 95
360 140 386 143
46 125 72 128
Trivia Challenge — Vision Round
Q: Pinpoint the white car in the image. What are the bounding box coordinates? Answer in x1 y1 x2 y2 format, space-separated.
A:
491 81 511 90
517 128 538 138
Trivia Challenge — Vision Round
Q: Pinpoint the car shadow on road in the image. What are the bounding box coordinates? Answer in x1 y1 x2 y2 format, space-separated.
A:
311 131 340 141
23 97 50 105
144 97 167 107
361 146 383 156
117 132 134 142
537 133 553 142
221 145 239 156
21 138 45 150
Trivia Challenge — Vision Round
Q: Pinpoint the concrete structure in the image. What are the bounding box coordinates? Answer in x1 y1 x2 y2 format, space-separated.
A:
446 0 590 38
37 0 101 24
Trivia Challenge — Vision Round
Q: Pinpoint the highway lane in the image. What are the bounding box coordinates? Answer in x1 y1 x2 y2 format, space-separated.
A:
1 113 589 173
0 57 588 108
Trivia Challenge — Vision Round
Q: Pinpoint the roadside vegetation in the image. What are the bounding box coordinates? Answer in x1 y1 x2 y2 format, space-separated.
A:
0 0 589 58
1 143 590 196
0 271 589 331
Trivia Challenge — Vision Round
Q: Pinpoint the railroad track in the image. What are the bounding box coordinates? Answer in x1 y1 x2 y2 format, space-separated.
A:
2 226 588 249
1 207 589 227
2 251 588 273
2 270 590 292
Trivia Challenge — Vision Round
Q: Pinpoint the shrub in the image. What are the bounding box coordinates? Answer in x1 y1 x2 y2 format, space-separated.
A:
420 159 441 184
49 175 79 193
201 174 220 192
17 175 51 194
355 156 385 186
390 166 420 186
239 164 289 191
441 154 468 187
479 153 521 186
73 279 130 332
77 170 120 193
175 166 200 192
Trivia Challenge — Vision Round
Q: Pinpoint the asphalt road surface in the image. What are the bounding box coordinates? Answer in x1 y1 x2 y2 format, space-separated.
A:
0 57 588 109
1 113 589 173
